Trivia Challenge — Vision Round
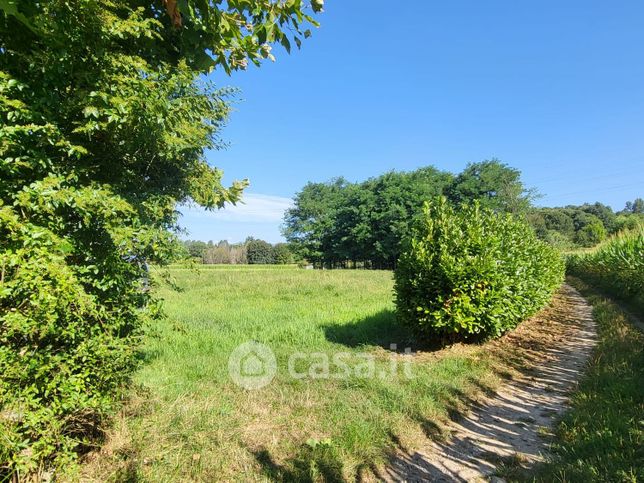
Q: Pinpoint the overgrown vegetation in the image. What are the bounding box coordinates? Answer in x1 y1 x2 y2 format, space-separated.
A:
535 278 643 482
528 199 644 249
394 197 564 340
0 0 318 476
567 229 644 310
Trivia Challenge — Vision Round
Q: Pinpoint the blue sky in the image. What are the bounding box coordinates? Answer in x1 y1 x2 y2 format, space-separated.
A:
181 0 644 243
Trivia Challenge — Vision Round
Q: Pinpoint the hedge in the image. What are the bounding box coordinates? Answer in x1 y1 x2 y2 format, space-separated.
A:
394 197 564 341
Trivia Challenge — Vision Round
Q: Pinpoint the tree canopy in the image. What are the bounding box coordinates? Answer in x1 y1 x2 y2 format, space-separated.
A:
528 201 643 249
285 161 642 265
284 160 533 268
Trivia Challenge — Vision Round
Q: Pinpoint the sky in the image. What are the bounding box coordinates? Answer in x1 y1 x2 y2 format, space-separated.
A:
180 0 644 243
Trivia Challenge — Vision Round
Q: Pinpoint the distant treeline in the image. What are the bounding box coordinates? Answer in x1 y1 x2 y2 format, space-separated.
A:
181 238 295 265
283 160 643 269
528 200 643 249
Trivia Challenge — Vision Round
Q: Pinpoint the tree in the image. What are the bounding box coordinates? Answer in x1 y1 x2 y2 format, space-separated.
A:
624 198 644 214
283 178 349 267
573 213 606 247
365 168 452 268
528 205 618 248
246 238 275 264
183 240 209 259
528 208 576 245
273 243 294 264
0 0 319 473
284 162 533 269
580 202 616 233
447 159 535 214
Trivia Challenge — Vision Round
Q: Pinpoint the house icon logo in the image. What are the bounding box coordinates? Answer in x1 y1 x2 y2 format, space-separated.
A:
228 341 277 390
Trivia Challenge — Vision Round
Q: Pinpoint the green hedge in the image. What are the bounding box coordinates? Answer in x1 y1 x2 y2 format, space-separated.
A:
567 229 644 310
394 197 564 340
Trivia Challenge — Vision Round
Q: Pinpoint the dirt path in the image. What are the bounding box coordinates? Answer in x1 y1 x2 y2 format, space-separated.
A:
383 284 597 482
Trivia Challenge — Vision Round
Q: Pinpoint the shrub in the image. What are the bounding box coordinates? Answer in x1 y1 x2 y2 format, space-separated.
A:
394 197 564 340
567 229 644 310
0 180 166 475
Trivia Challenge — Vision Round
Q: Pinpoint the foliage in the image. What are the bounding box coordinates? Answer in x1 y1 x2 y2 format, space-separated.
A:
579 202 617 233
614 213 644 232
0 181 163 475
273 243 295 264
543 230 576 251
0 0 318 475
179 239 295 265
246 238 275 264
202 240 248 265
536 279 643 482
285 162 535 269
183 240 209 259
574 216 606 247
527 201 642 249
394 197 564 340
623 197 644 214
446 159 535 214
567 229 644 310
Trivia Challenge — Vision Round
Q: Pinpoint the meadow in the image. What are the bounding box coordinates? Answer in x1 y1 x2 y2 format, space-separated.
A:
85 266 507 481
82 227 644 483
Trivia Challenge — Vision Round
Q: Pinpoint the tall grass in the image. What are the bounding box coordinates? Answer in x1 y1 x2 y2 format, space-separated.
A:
567 229 644 311
83 267 505 481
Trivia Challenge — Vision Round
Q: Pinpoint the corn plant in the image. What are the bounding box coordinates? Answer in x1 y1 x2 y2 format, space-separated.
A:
567 229 644 309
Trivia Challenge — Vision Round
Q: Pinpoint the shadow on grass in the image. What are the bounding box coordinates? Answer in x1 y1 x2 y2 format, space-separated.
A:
252 444 344 483
323 309 442 352
251 432 462 483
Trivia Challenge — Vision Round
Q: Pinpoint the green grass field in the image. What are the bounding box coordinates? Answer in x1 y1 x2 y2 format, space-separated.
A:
86 266 503 481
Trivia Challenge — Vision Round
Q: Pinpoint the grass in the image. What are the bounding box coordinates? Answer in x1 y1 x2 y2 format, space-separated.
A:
533 277 643 482
83 266 505 481
167 263 300 270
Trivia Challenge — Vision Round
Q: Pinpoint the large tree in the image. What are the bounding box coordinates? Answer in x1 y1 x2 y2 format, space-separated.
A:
447 159 535 214
283 167 454 268
246 237 275 264
0 0 319 473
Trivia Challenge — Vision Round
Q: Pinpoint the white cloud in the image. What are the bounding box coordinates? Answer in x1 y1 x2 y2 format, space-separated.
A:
179 193 294 223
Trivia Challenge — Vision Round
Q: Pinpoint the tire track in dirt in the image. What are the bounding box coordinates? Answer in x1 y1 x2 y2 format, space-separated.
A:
383 284 597 482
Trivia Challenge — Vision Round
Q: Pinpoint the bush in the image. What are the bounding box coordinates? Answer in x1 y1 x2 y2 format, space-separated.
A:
567 229 644 310
394 197 564 340
0 180 166 475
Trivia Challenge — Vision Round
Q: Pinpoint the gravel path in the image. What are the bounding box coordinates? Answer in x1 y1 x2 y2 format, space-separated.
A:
383 284 597 482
